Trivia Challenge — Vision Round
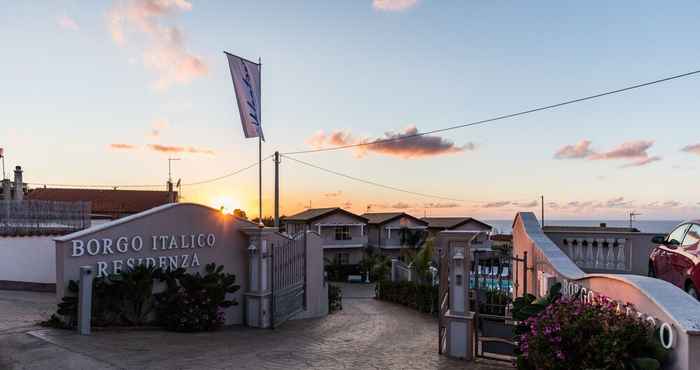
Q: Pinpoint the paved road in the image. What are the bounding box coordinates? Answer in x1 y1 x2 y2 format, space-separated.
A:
0 286 510 369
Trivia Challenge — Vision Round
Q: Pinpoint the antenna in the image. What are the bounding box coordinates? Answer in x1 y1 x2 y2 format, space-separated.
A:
629 211 642 228
168 158 181 182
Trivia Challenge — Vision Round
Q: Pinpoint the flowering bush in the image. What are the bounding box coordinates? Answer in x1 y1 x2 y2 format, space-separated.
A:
515 295 668 370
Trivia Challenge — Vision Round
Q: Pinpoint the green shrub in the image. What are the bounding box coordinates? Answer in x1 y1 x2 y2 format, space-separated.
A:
377 281 438 314
328 284 342 313
43 263 240 333
155 263 240 332
50 265 160 328
325 264 362 282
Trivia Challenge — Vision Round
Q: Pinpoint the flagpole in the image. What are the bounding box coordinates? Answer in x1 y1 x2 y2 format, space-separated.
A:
258 57 263 228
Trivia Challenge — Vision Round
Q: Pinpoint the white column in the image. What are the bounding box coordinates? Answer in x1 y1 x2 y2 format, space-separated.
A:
585 239 594 268
594 239 604 269
616 239 627 271
605 239 616 270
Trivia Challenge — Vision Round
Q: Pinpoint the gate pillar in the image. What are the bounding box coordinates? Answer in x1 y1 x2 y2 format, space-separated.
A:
437 231 476 361
242 227 272 328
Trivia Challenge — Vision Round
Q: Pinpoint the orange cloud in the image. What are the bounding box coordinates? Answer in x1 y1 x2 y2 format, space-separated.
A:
109 143 137 150
108 0 207 89
148 144 215 155
308 125 473 159
483 201 511 208
372 0 418 11
555 140 660 167
554 140 593 159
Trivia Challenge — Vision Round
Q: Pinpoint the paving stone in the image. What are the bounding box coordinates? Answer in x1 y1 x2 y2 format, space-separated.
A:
0 286 512 369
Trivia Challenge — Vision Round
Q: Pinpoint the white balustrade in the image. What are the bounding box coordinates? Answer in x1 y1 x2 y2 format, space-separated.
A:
560 237 628 272
605 239 616 270
585 241 594 268
594 239 604 269
616 238 627 271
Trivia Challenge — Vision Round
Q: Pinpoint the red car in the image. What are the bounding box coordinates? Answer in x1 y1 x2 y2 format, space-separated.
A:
649 221 700 299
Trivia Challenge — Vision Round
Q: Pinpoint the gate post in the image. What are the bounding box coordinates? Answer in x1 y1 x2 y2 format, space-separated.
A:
437 231 476 361
242 228 272 328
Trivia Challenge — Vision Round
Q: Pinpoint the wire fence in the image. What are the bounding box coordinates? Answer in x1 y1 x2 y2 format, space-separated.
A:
0 200 91 236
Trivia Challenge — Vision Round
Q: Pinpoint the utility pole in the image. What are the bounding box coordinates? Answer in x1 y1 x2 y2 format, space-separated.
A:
167 158 180 203
541 195 545 227
274 151 280 228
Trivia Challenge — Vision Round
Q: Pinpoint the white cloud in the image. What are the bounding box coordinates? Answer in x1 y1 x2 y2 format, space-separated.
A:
372 0 418 11
57 15 79 31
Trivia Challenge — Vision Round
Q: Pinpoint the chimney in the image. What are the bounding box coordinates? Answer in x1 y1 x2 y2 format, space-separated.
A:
13 166 23 201
1 179 10 201
167 180 175 203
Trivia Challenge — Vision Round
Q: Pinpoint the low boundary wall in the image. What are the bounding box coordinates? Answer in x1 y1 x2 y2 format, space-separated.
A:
0 236 56 291
513 212 700 370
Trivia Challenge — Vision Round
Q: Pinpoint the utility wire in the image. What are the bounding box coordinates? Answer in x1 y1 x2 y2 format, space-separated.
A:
281 154 478 203
181 155 272 187
27 155 272 189
282 68 700 155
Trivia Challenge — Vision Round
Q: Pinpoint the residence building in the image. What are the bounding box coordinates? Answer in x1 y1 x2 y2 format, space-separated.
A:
283 207 368 265
421 217 492 236
362 212 429 258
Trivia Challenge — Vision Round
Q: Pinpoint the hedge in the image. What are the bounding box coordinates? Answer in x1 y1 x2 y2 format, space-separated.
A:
377 281 438 314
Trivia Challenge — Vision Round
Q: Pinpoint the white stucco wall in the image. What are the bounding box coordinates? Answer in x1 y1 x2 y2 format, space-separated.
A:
0 236 56 284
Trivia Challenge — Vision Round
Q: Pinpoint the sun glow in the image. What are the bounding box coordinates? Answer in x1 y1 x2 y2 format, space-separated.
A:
211 196 242 215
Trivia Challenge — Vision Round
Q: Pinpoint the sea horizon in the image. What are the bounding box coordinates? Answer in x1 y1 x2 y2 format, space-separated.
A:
484 219 682 235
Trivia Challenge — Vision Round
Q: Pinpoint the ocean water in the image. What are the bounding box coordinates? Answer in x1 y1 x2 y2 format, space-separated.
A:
484 220 682 235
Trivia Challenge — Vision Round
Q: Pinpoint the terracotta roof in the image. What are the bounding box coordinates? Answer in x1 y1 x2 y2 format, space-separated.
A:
284 207 368 223
421 217 492 230
26 188 174 217
361 212 428 226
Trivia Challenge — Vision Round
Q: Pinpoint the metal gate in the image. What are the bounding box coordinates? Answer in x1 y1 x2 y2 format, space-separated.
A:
472 250 527 361
270 235 307 328
438 246 450 355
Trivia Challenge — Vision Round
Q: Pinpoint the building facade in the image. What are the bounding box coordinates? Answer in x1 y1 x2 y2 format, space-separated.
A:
283 208 368 265
362 212 429 258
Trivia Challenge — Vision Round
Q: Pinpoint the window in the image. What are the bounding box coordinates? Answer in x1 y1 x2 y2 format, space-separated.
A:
666 224 690 246
682 224 700 252
336 252 350 265
335 225 351 241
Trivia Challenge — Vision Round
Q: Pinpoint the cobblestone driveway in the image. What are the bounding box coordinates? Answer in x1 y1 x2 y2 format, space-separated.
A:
0 286 511 369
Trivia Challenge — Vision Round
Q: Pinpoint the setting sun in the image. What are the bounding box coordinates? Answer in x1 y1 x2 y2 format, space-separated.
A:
211 196 242 215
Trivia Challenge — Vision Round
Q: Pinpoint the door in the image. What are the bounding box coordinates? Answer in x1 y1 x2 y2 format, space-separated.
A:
662 224 690 288
656 224 689 285
675 224 700 288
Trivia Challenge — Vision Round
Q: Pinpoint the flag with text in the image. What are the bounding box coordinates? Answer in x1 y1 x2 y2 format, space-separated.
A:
225 52 264 140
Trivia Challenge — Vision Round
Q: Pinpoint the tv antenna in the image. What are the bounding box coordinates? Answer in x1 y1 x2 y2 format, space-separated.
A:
629 211 642 228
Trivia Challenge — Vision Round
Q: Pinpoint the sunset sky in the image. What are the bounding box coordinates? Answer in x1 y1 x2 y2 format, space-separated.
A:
2 1 700 220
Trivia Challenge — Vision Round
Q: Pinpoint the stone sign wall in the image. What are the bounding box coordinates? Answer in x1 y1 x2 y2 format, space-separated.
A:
54 203 257 325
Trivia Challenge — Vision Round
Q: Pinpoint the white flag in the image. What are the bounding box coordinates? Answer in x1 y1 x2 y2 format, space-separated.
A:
225 52 264 140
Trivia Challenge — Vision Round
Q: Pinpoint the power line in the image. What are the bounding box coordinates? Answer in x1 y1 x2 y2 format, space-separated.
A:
282 68 700 155
181 156 271 186
27 156 272 189
281 154 478 203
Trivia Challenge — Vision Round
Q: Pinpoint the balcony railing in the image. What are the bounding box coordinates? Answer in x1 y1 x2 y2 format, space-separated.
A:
0 200 91 236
